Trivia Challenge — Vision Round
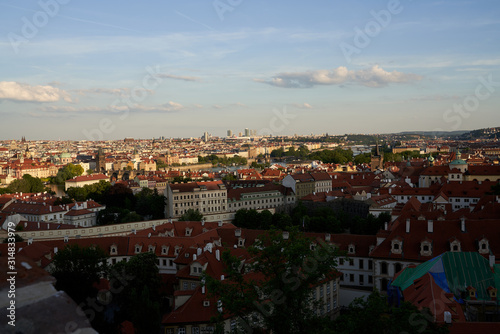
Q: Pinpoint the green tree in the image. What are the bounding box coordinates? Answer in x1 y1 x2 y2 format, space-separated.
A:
50 244 108 304
112 252 161 334
53 163 84 184
205 227 341 334
179 208 203 221
7 174 47 193
333 291 449 334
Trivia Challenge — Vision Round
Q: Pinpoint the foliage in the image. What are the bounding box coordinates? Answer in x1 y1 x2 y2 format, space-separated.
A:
354 153 372 165
112 252 162 334
66 180 111 202
221 173 238 181
6 174 48 193
308 148 353 164
333 291 449 334
198 154 248 166
50 244 108 305
178 208 203 221
97 207 143 225
52 163 84 184
134 188 166 219
204 227 341 334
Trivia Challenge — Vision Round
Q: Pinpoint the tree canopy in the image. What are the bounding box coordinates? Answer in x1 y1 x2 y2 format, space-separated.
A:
53 163 84 184
178 208 204 221
204 227 342 334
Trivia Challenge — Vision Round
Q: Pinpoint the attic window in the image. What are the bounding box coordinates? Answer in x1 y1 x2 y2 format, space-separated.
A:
110 246 117 255
203 301 210 307
148 245 155 253
420 241 432 256
450 240 461 252
391 239 403 255
348 244 355 254
161 246 168 255
478 239 489 254
135 245 141 254
238 238 245 247
185 253 190 258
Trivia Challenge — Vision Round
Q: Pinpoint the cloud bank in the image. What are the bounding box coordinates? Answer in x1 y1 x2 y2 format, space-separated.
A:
255 65 422 88
0 81 72 102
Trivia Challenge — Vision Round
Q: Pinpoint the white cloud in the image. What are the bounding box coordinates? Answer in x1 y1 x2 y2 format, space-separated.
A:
291 103 313 109
157 74 201 82
255 65 422 88
0 81 72 102
72 88 133 96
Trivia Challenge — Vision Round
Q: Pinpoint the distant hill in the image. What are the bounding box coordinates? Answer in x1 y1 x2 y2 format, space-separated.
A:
397 130 470 138
457 127 500 139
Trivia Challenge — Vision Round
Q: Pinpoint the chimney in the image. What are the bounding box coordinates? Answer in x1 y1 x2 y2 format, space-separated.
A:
384 222 388 231
283 231 289 240
427 220 433 233
220 275 224 281
406 219 410 233
218 221 223 227
215 249 220 261
197 247 202 256
202 286 205 294
49 206 52 212
325 233 331 242
235 229 241 237
490 255 495 268
64 235 69 243
152 224 155 231
193 254 197 261
24 222 27 228
54 247 58 254
28 238 33 245
460 217 466 232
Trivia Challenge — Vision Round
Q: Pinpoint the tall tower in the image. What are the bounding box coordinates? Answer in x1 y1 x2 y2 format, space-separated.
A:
96 147 106 173
370 137 384 172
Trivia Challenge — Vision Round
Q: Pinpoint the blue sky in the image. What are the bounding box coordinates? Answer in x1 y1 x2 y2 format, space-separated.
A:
1 0 499 140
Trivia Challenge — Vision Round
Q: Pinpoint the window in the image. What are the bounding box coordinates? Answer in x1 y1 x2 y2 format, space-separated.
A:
166 329 174 334
359 259 364 269
183 282 188 290
368 275 373 284
349 259 354 266
191 283 196 290
339 258 344 265
191 327 200 334
359 275 364 284
395 263 403 274
327 284 331 295
349 274 354 282
381 262 388 275
368 260 373 270
177 329 186 334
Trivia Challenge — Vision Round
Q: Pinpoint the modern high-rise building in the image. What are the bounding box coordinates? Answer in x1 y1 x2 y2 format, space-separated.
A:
203 132 209 142
227 130 232 137
244 128 250 137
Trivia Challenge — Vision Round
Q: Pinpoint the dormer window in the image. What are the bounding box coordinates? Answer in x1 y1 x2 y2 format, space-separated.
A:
161 245 168 255
348 244 355 255
420 240 432 256
478 238 489 254
135 244 142 254
391 238 403 255
185 227 192 236
148 245 155 253
238 238 245 247
450 239 461 252
110 244 117 255
488 286 497 299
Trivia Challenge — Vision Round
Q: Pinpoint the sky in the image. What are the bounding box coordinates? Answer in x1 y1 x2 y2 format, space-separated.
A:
0 0 499 140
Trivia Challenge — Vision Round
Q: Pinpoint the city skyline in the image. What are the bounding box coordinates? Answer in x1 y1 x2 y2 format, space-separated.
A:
1 0 500 140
